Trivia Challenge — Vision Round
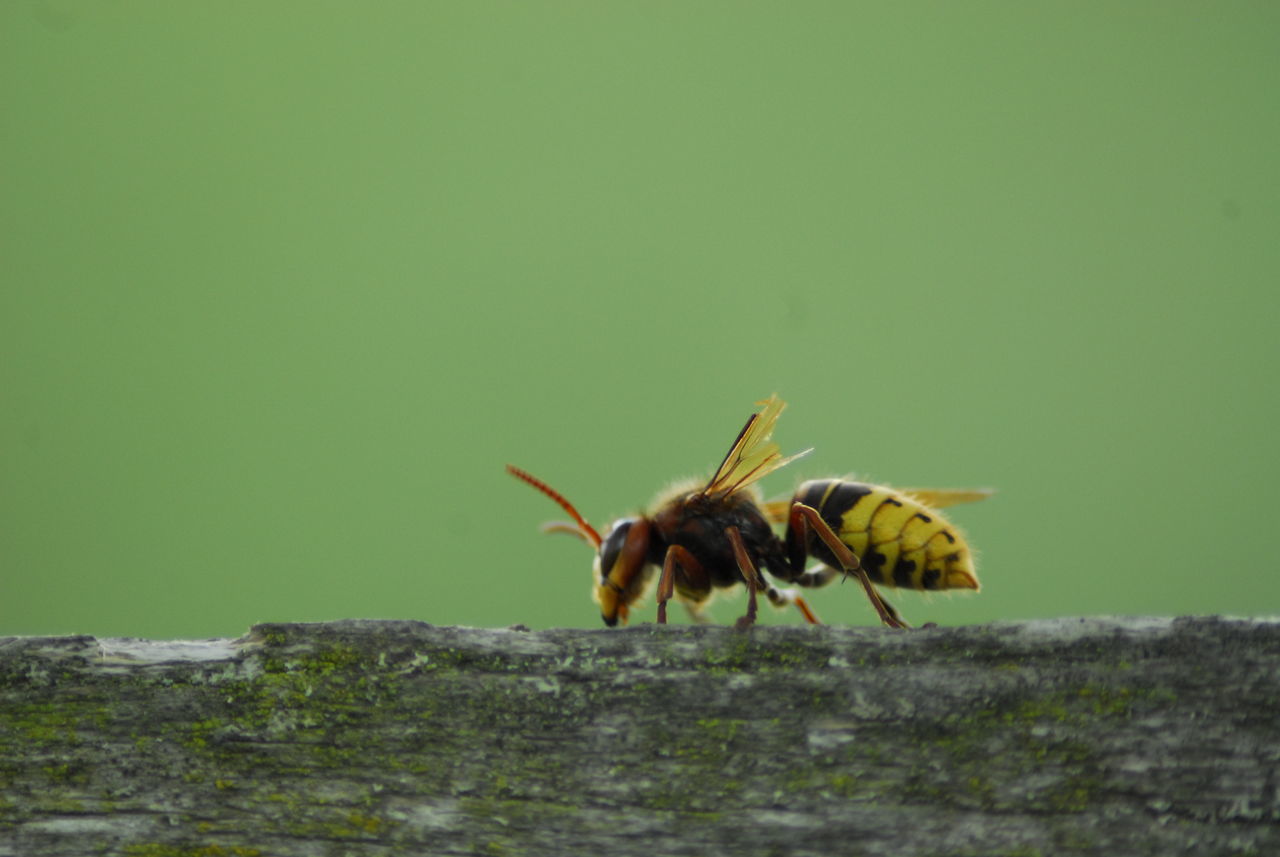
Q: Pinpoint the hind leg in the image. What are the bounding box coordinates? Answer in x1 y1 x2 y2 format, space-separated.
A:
788 503 910 629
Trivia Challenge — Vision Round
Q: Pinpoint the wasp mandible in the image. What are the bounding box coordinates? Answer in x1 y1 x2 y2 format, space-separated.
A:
507 395 987 628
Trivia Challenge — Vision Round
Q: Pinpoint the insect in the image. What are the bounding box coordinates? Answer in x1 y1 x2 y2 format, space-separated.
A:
507 395 988 628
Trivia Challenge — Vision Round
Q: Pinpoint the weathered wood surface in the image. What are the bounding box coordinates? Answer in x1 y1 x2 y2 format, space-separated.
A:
1 617 1277 856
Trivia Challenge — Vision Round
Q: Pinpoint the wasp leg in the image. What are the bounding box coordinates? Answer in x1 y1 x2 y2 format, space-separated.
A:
792 566 841 588
683 600 714 624
726 526 765 630
784 564 900 626
789 503 910 629
876 592 905 627
657 545 707 625
765 586 822 624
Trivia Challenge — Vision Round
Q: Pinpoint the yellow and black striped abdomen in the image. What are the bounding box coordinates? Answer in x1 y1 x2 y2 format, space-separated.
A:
791 479 979 592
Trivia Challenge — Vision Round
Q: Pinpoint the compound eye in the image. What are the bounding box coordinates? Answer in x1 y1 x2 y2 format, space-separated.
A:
597 518 636 582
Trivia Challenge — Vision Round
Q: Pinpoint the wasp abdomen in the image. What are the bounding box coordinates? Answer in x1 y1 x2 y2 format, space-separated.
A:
792 479 979 592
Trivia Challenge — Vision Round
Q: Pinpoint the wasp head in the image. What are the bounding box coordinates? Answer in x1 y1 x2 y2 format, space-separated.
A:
510 464 652 627
593 517 656 627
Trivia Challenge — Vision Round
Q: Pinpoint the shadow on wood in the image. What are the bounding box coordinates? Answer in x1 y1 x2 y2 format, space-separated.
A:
2 617 1278 856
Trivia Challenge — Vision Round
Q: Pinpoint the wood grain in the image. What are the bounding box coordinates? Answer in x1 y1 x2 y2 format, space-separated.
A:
2 617 1277 856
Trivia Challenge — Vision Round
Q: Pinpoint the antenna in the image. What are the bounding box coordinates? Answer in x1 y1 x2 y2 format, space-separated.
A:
506 465 603 548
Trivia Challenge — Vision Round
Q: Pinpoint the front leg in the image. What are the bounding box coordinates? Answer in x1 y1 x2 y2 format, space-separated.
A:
656 544 707 624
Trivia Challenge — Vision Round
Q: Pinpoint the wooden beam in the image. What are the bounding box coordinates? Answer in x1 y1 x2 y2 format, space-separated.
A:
2 617 1278 855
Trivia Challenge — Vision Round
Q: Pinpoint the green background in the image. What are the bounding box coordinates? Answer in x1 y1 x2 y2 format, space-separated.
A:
3 2 1277 639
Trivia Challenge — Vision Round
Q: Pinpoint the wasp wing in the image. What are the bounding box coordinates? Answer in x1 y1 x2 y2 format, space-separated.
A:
759 499 791 523
901 488 994 509
703 394 810 498
761 488 991 522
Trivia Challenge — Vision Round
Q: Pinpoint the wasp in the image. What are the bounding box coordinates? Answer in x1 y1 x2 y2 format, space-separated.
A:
507 395 988 628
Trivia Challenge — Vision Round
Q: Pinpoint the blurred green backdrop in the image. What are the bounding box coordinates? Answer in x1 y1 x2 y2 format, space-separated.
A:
3 2 1277 639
